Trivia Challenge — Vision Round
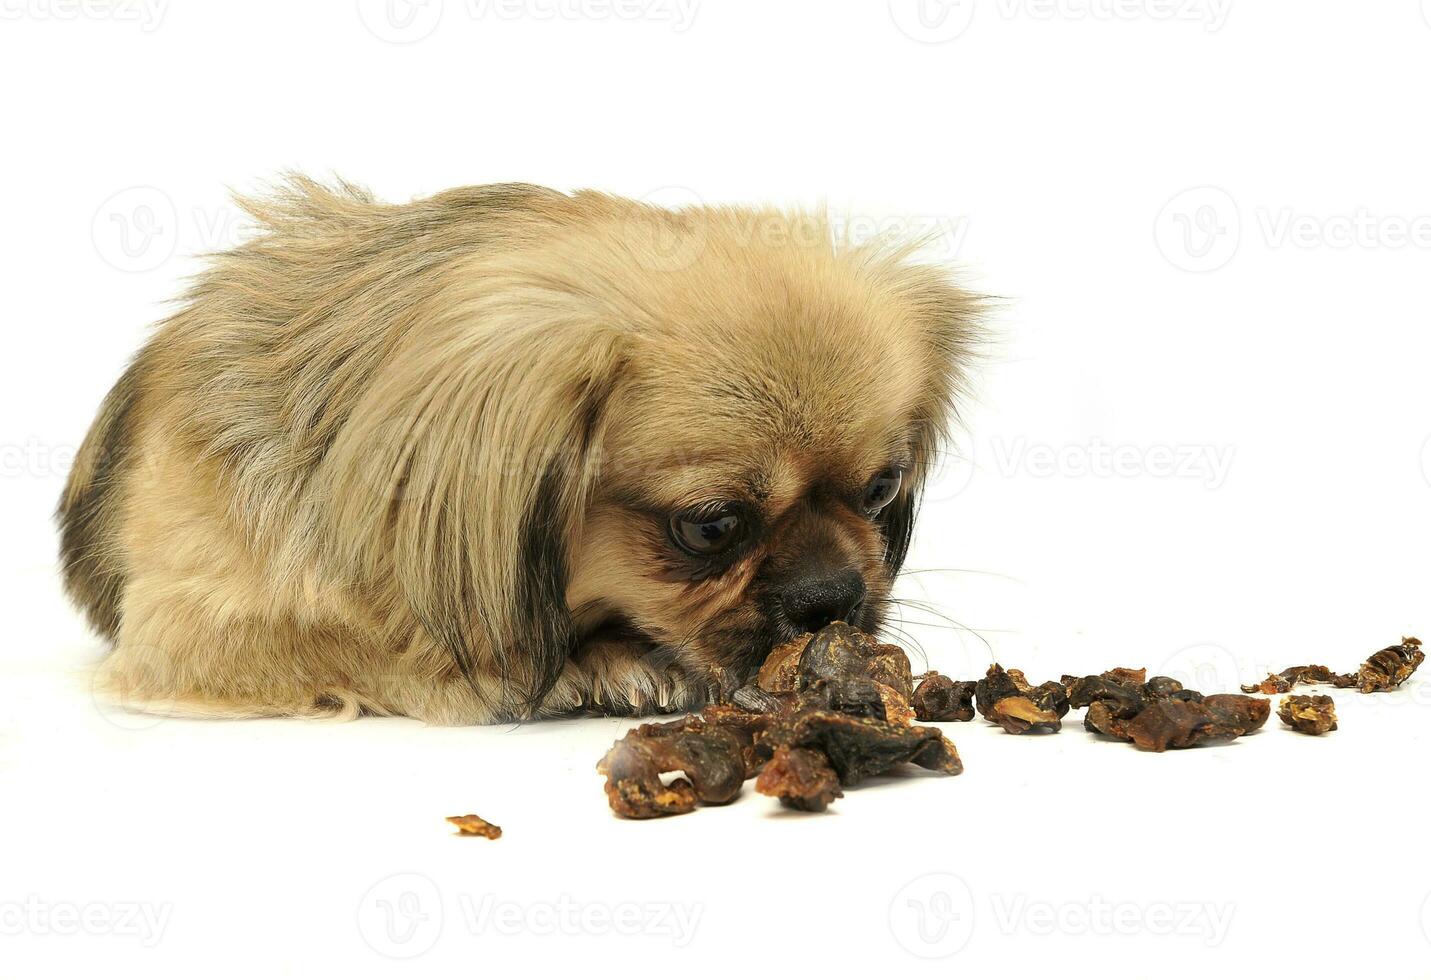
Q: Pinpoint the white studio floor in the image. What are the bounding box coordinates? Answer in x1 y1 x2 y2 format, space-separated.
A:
3 562 1428 978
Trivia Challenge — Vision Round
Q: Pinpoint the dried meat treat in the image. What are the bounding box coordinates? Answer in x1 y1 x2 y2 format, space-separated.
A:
1240 665 1334 695
797 622 877 688
1083 685 1267 750
700 703 777 733
446 814 502 839
694 704 777 777
988 696 1062 734
1121 696 1268 752
1202 693 1271 734
866 643 915 698
1142 676 1187 700
874 683 917 727
756 707 962 786
1123 701 1236 752
754 746 843 812
597 726 747 818
1331 637 1423 693
1066 674 1144 715
1104 667 1147 688
1031 680 1071 716
1084 699 1133 740
808 675 891 720
911 673 976 722
762 622 917 701
601 623 963 817
1278 695 1338 735
756 634 810 693
975 664 1069 733
790 674 912 725
974 663 1024 717
728 683 788 714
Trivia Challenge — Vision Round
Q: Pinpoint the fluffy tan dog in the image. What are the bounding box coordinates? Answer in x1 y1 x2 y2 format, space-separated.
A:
59 177 980 724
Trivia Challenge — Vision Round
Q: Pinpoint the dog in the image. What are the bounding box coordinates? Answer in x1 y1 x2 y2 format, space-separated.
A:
58 177 980 724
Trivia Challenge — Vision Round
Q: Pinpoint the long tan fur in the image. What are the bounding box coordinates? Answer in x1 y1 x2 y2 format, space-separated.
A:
59 177 981 724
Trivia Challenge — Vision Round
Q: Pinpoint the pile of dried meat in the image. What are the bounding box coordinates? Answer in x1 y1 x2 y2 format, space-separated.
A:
593 630 1422 817
1243 637 1422 695
597 622 962 817
1064 667 1270 751
1277 695 1338 735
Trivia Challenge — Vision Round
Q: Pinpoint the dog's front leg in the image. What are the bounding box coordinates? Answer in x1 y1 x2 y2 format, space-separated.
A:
544 638 714 718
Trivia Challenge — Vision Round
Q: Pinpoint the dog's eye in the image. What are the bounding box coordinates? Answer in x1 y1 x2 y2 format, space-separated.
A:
669 506 745 557
862 468 903 515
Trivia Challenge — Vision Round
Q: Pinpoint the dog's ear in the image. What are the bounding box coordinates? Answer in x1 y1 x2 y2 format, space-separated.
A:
865 252 984 577
326 285 622 717
877 477 919 576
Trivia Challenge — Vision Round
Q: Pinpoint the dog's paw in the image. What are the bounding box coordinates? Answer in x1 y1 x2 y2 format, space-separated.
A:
567 645 714 717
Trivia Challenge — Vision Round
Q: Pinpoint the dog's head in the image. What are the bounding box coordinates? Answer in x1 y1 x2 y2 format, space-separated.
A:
336 194 979 715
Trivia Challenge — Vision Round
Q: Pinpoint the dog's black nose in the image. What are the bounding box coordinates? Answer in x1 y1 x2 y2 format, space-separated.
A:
779 569 867 633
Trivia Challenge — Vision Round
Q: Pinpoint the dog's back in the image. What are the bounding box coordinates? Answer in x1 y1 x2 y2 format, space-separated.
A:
57 177 566 641
58 353 146 638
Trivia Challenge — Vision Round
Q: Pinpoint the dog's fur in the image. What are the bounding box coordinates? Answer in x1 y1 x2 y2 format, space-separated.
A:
59 177 980 724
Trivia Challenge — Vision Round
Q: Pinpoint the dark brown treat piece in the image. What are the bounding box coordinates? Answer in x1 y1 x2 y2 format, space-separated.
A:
1142 676 1186 700
866 643 915 698
756 707 962 785
1085 692 1266 750
1278 695 1338 735
1030 680 1071 717
599 625 964 817
1067 667 1146 690
447 814 502 839
1332 637 1423 693
1066 675 1144 715
974 663 1024 718
1084 700 1133 740
757 634 811 693
1070 675 1144 715
988 695 1062 734
701 703 778 734
810 675 891 721
754 746 844 812
1242 673 1290 695
976 664 1069 732
1123 700 1251 752
797 622 876 689
795 678 916 727
1240 665 1334 695
597 727 747 818
697 704 777 778
728 683 788 714
1202 694 1270 733
1103 667 1147 688
911 673 976 722
873 682 917 727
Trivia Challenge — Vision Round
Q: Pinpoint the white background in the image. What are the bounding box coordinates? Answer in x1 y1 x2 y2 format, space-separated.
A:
3 1 1430 977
